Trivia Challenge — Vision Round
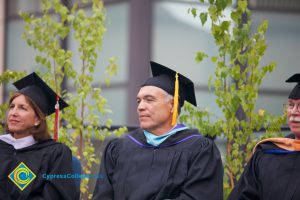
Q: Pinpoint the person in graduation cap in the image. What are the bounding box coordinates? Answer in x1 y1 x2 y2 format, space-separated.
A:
228 73 300 200
0 72 79 200
93 61 223 200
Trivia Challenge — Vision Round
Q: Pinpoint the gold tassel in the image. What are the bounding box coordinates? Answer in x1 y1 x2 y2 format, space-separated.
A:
172 72 179 126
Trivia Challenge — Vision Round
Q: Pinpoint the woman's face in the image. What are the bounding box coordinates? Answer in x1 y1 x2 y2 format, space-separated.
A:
7 94 40 136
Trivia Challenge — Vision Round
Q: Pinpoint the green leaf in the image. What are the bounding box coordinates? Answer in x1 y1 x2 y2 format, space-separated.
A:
230 10 240 23
216 0 228 10
220 21 230 31
191 8 197 18
211 56 218 63
238 0 248 12
200 12 208 26
257 20 269 34
195 51 208 63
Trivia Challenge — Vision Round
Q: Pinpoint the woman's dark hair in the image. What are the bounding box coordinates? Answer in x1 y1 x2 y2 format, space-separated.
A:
6 93 51 141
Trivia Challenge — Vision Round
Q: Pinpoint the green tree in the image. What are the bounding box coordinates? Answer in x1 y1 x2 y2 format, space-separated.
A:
1 0 126 199
182 0 286 198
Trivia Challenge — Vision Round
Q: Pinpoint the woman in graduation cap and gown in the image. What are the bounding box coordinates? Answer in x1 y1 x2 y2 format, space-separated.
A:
228 74 300 200
0 73 79 200
93 61 223 200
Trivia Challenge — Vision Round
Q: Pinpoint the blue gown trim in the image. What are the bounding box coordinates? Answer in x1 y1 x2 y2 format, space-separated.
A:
263 149 298 154
127 134 203 148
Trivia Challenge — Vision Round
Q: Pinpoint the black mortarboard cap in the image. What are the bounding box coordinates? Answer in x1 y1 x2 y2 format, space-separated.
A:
13 72 68 115
141 61 197 107
286 74 300 99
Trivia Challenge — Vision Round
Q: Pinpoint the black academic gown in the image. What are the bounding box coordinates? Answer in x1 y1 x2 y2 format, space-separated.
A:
228 134 300 200
0 137 79 200
93 128 223 200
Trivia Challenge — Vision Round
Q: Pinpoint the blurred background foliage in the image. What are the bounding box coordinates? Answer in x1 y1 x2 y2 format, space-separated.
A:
0 0 126 199
181 0 286 198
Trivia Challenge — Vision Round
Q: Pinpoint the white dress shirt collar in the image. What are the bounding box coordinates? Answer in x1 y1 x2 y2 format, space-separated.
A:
0 134 37 149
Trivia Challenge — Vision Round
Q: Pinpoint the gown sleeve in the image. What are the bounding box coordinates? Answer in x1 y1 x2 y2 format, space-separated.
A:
93 139 119 200
227 150 261 200
174 138 223 200
28 144 79 200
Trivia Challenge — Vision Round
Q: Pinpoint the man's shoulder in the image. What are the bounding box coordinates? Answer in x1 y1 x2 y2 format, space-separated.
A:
164 128 214 150
107 128 143 148
255 133 296 152
180 128 212 142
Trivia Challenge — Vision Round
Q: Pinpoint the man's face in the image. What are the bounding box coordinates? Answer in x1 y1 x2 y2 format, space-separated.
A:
136 86 174 135
287 99 300 138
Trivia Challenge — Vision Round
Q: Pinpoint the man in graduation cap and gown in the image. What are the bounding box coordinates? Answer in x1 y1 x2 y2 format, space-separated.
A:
0 72 79 199
228 74 300 200
93 61 223 200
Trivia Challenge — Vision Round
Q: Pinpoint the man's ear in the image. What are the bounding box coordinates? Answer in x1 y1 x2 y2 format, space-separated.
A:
169 98 174 113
